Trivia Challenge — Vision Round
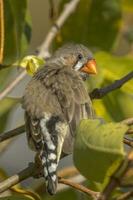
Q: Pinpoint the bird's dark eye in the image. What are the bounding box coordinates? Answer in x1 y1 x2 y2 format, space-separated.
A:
78 54 83 60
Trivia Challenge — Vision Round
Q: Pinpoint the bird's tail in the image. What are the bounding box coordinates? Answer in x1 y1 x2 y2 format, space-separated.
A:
39 117 68 195
42 142 58 195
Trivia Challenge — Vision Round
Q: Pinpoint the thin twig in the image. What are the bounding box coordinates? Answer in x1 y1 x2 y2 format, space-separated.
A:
0 125 25 142
98 151 133 200
124 138 133 148
121 118 133 126
126 128 133 135
0 70 27 101
0 140 13 154
90 71 133 100
0 148 132 198
49 0 57 21
0 163 99 199
58 178 99 199
117 191 133 200
58 166 79 178
0 163 35 193
38 0 80 58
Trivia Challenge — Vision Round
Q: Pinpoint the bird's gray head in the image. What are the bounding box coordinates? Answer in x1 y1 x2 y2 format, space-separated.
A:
49 43 97 80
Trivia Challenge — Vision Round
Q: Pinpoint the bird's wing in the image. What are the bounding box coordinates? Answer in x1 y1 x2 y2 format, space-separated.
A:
22 68 65 152
54 69 94 154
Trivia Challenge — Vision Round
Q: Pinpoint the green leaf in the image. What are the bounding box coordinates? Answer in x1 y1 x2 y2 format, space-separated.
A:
74 119 128 182
95 52 133 93
42 189 78 200
122 0 133 12
2 0 31 65
0 196 31 200
102 91 133 121
56 0 122 51
0 97 20 132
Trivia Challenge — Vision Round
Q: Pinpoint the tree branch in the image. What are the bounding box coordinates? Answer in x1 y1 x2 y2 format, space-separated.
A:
38 0 80 58
49 0 57 21
58 166 79 178
0 163 99 199
90 71 133 100
0 125 25 142
1 152 132 199
58 178 99 199
123 138 133 148
0 70 27 101
0 163 35 193
0 141 132 199
126 128 133 135
121 117 133 126
117 191 133 200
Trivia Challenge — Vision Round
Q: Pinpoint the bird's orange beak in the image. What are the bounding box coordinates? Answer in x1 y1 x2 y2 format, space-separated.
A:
80 59 97 75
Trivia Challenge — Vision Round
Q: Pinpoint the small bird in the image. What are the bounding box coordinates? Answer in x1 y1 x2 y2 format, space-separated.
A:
22 43 97 195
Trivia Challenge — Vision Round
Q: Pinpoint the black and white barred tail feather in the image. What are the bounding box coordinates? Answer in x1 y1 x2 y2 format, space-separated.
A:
25 112 68 195
40 116 67 194
39 116 58 195
40 142 58 195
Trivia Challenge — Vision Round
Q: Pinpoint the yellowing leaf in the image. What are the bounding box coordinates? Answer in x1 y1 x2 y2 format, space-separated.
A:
20 55 45 75
11 187 41 200
0 0 4 63
122 0 133 12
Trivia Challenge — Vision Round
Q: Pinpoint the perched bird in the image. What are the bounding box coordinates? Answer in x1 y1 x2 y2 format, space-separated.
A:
22 43 97 195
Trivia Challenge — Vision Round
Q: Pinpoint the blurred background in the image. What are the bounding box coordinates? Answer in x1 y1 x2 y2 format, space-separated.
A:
0 0 133 199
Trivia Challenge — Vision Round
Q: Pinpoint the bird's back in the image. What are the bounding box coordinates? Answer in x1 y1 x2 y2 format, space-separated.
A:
23 64 93 131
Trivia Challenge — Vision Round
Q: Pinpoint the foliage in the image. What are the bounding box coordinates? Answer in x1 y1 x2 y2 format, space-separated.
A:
19 55 45 75
74 119 127 187
1 0 31 65
57 0 122 51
